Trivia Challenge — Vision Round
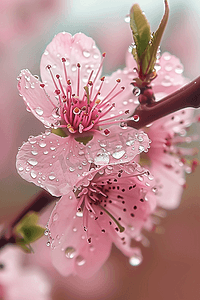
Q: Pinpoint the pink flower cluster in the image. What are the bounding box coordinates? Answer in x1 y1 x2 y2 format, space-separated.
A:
16 32 195 278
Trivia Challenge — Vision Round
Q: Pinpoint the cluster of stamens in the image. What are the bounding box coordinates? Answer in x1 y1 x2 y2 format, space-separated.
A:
40 53 130 135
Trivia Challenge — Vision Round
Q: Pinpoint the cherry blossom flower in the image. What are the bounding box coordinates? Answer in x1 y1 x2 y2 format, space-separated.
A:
112 51 196 209
16 32 150 196
0 245 51 300
45 162 157 278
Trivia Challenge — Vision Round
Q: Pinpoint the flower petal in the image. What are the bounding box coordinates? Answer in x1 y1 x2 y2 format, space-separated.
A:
47 192 112 278
18 69 57 127
16 133 90 196
40 32 102 99
85 125 150 165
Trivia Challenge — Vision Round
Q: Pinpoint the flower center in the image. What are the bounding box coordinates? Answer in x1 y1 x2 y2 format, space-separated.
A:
42 53 130 136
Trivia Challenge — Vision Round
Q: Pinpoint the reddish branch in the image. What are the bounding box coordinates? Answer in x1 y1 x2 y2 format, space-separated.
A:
0 76 200 251
128 76 200 129
0 191 58 250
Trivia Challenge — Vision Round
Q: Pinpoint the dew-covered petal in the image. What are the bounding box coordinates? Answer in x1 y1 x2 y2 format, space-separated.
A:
17 69 57 127
47 193 112 278
99 68 138 117
16 133 90 196
149 156 185 209
85 126 150 166
40 32 102 99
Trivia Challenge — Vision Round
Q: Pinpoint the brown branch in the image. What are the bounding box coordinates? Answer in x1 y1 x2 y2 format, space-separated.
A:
128 76 200 129
0 190 59 250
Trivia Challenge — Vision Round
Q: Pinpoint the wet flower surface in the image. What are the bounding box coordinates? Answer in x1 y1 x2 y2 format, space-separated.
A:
46 162 156 278
112 51 196 209
16 32 150 196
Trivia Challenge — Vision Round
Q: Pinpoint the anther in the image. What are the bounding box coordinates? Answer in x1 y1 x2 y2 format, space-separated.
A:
46 65 51 69
40 83 45 88
61 58 66 62
55 89 61 95
67 79 71 85
102 52 106 57
116 79 121 83
77 63 81 68
56 74 60 79
100 76 105 81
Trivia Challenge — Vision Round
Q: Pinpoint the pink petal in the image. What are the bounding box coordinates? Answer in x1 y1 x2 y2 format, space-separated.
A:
47 192 112 278
17 69 57 127
86 125 150 165
40 32 102 99
16 133 90 196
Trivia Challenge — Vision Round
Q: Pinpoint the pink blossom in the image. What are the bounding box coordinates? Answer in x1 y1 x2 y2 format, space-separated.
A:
45 162 156 278
16 32 150 196
0 246 51 300
114 51 195 209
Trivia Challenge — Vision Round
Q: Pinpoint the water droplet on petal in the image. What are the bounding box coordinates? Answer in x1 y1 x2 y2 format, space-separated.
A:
94 152 110 165
129 254 143 266
138 145 145 153
49 173 56 180
31 150 38 156
46 241 51 247
73 227 78 232
65 247 76 259
93 53 99 59
76 255 86 266
35 107 44 116
30 170 37 178
18 166 24 172
76 210 83 217
28 158 38 166
53 213 58 222
71 65 77 72
83 50 90 58
39 141 47 148
112 150 126 159
43 151 48 155
163 52 171 61
50 147 56 151
69 167 75 172
44 229 49 236
175 64 184 74
124 14 130 22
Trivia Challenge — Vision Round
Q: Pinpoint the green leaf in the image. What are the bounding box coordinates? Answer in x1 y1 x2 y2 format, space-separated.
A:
52 128 68 137
75 134 93 145
141 0 169 75
130 4 151 58
15 212 45 246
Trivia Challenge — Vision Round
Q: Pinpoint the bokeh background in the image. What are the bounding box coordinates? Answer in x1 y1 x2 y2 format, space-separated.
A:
0 0 200 299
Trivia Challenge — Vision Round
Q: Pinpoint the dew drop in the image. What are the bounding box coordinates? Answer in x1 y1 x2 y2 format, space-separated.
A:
161 77 172 87
18 166 24 172
94 152 110 165
65 247 76 259
69 167 75 172
50 147 56 151
124 14 130 23
78 150 84 156
39 141 46 148
175 64 184 74
31 150 38 156
73 227 78 232
44 50 49 55
53 213 58 222
49 173 56 180
76 255 86 266
46 241 51 247
112 150 125 159
129 254 143 266
71 65 77 72
28 158 38 166
30 170 37 178
35 107 44 116
165 63 172 72
76 210 83 217
83 50 90 58
89 245 95 252
93 53 99 59
43 151 48 155
44 229 49 236
138 145 145 152
163 52 171 61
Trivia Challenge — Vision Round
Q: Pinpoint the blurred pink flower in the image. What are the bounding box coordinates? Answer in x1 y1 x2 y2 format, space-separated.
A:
113 51 195 209
0 0 62 48
45 162 156 278
16 32 150 196
0 246 51 300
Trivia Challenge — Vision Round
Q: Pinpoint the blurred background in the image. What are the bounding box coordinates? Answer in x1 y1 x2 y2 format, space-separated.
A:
0 0 200 299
